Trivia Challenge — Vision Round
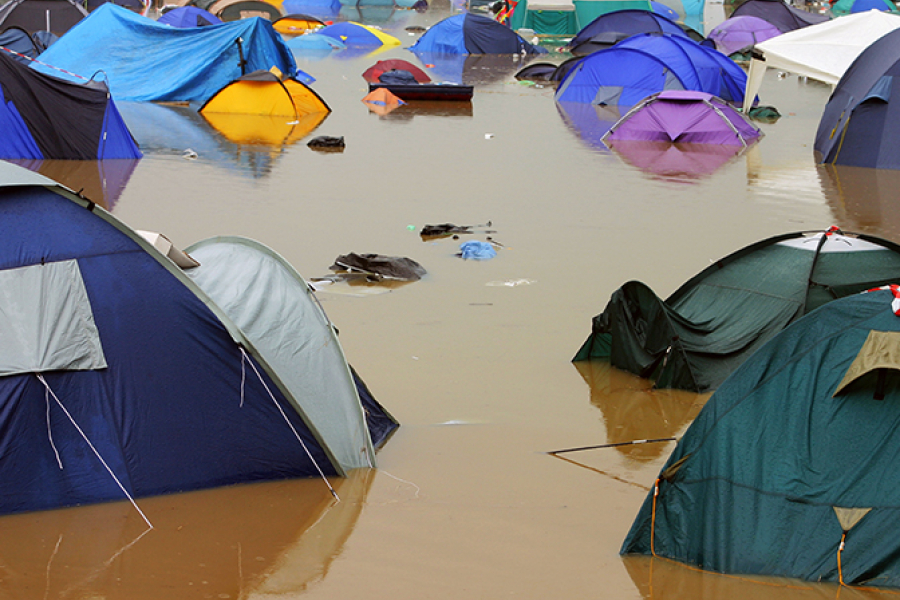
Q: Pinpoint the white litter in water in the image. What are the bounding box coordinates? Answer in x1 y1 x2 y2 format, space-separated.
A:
485 133 494 139
486 279 536 287
182 149 198 159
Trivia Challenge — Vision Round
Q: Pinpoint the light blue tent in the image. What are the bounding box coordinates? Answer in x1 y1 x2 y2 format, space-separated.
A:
0 162 396 516
32 3 298 104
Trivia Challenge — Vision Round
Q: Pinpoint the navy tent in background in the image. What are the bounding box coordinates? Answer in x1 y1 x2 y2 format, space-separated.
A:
566 9 689 55
0 49 141 159
410 13 547 54
157 5 222 27
0 0 88 36
815 28 900 169
731 0 829 32
0 162 396 516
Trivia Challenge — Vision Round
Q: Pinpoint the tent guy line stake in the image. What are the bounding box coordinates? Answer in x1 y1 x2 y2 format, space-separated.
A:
35 374 153 529
239 348 340 502
547 437 677 455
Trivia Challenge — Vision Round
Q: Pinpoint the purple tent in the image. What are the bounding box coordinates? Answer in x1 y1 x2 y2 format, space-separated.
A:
706 15 781 56
602 90 762 146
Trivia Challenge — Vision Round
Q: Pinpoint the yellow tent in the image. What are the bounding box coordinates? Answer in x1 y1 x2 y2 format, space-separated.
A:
200 69 330 118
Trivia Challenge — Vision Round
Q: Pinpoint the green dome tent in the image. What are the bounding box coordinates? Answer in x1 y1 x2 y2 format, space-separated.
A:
573 228 900 392
622 286 900 588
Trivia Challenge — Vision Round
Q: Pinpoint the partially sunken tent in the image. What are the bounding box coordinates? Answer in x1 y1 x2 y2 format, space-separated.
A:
200 69 330 117
622 287 900 587
0 49 141 159
409 13 547 54
566 9 689 56
157 5 222 27
316 20 400 46
815 28 900 169
272 13 324 34
730 0 828 32
0 0 87 35
32 3 297 104
832 0 899 14
705 15 781 56
602 90 762 145
0 162 395 516
573 228 900 392
556 33 746 106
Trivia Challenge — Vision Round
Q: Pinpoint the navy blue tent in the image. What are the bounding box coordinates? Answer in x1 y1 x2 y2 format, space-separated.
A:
731 0 829 32
410 13 546 54
566 9 688 55
555 33 746 106
815 28 900 169
157 5 222 27
0 49 141 159
0 162 395 516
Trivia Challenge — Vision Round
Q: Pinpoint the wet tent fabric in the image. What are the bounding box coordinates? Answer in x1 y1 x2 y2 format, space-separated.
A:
0 49 141 159
184 237 397 469
705 15 781 56
0 0 87 36
566 9 688 54
573 229 900 392
730 0 829 32
409 13 546 54
199 69 330 117
555 33 747 106
157 6 222 27
815 28 900 169
0 162 355 516
272 13 325 35
362 58 431 83
0 26 42 60
603 90 762 145
622 288 900 587
31 3 298 104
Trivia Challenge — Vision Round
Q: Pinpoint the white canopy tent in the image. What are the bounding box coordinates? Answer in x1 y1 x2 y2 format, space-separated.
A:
742 10 900 112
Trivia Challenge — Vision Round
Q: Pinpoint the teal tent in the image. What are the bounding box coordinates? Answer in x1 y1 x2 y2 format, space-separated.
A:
573 228 900 391
622 286 900 588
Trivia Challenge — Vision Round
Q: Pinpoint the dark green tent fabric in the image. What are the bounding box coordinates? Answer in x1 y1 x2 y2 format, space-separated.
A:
573 229 900 392
621 288 900 588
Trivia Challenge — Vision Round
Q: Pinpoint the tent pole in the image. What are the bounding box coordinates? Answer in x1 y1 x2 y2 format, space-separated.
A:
547 437 676 455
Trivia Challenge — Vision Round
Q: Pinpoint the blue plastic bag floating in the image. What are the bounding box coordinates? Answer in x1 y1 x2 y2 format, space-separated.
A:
459 240 496 260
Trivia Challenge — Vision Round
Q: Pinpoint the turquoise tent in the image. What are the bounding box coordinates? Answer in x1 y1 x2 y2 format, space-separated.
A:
574 229 900 391
622 286 900 588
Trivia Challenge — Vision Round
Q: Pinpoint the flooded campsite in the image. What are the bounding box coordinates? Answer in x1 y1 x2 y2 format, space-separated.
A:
3 0 900 597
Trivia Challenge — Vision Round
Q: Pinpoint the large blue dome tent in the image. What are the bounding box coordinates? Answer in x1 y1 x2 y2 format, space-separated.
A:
0 161 396 516
555 32 746 106
566 9 689 55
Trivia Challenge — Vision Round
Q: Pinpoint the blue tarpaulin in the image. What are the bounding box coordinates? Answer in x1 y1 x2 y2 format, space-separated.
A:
32 4 299 104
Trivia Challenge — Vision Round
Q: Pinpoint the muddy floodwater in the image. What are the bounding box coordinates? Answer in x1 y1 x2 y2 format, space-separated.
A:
4 6 899 598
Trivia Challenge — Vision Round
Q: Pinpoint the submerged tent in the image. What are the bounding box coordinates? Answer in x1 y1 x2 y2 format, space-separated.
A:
157 5 222 26
730 0 828 32
573 228 900 391
832 0 899 14
0 162 395 516
0 49 141 159
555 33 747 106
200 69 330 117
815 28 900 169
603 90 762 145
362 58 430 83
409 13 546 54
272 12 324 34
705 15 781 56
0 0 87 35
566 9 689 55
622 287 900 587
32 3 297 104
316 20 400 46
741 10 900 112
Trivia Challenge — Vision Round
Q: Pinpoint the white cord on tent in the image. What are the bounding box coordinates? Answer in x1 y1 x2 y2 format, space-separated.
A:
35 374 153 529
45 385 63 470
238 347 340 501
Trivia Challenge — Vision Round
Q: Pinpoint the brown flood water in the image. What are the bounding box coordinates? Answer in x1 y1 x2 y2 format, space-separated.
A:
6 7 900 598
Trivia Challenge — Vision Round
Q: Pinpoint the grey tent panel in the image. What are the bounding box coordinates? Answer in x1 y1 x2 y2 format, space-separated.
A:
0 259 106 376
